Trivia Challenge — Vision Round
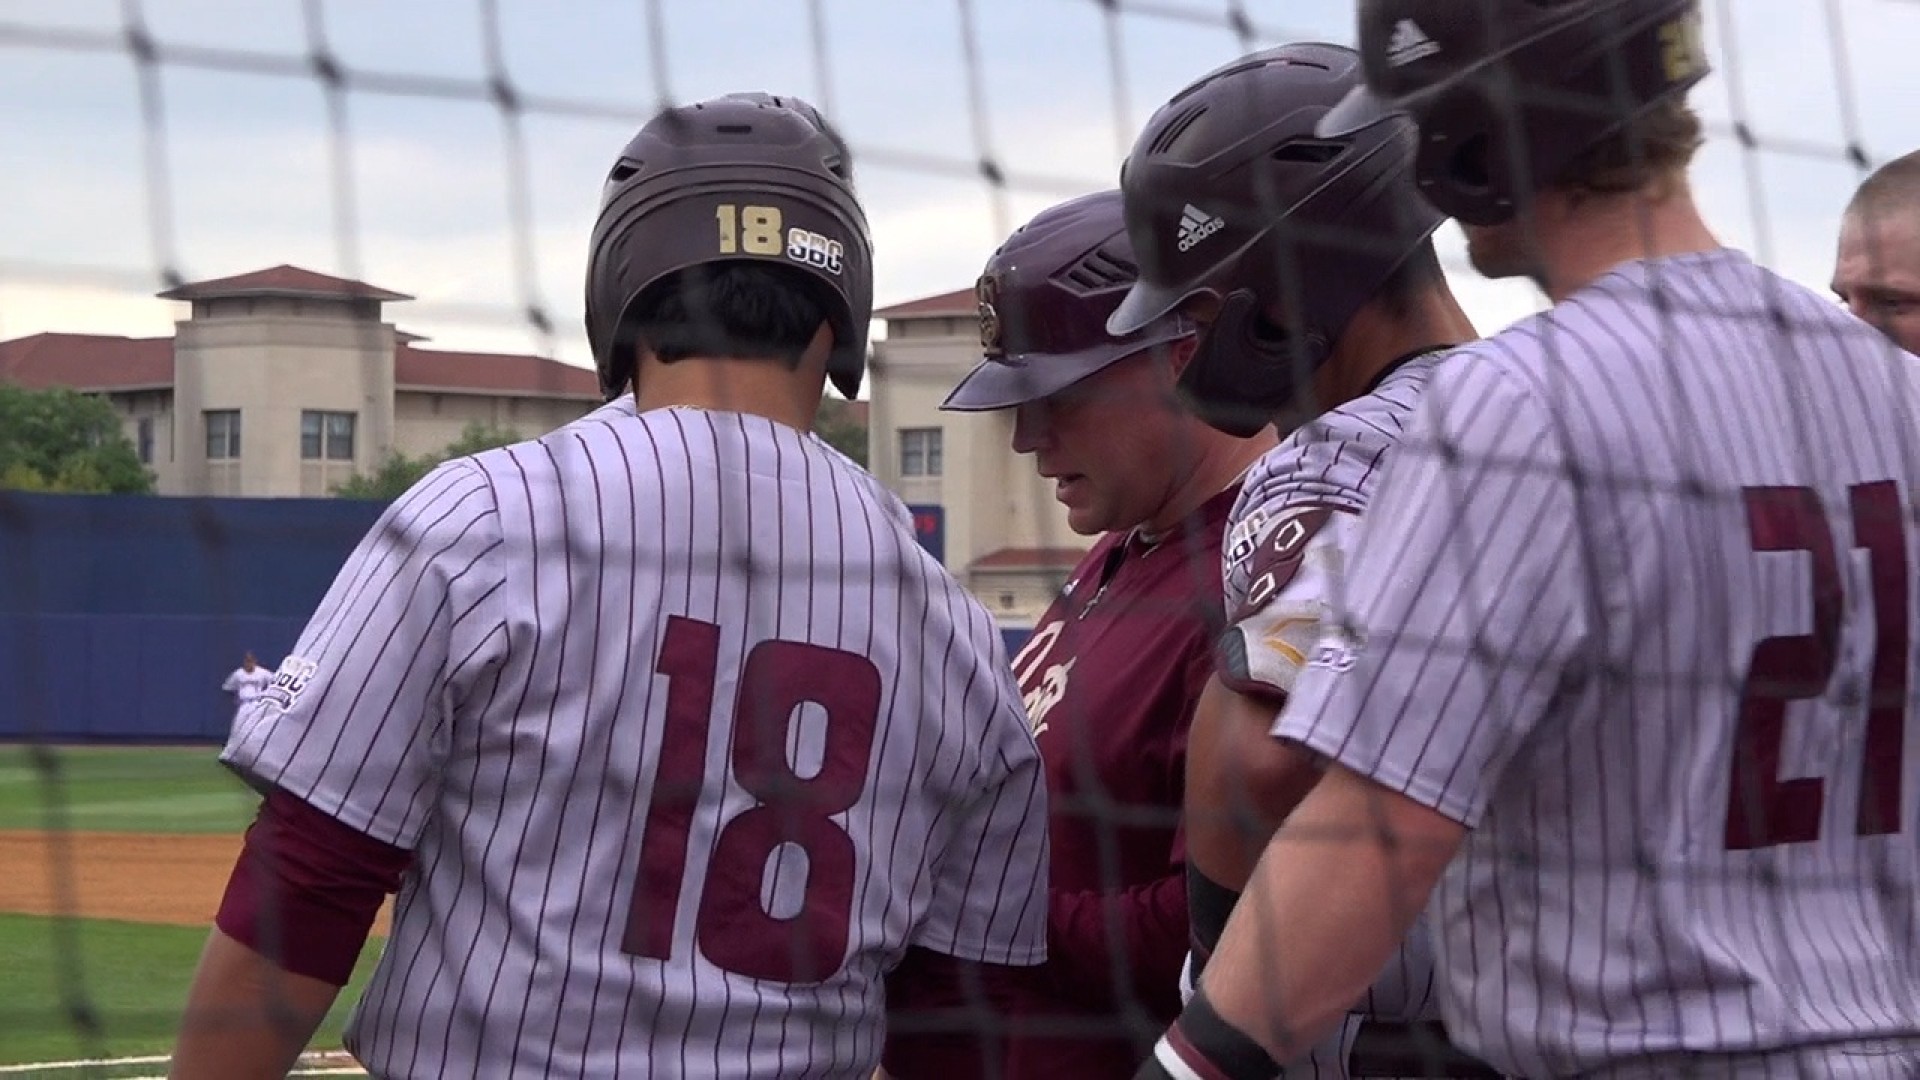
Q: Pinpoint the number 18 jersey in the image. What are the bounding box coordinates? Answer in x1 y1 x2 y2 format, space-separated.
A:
223 399 1049 1079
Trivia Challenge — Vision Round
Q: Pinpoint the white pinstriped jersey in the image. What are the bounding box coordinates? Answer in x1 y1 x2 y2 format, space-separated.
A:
223 399 1049 1079
1283 249 1920 1077
1215 354 1450 1078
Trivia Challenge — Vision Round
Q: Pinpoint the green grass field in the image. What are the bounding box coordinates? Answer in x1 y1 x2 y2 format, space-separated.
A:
0 913 377 1073
0 746 259 834
0 745 379 1075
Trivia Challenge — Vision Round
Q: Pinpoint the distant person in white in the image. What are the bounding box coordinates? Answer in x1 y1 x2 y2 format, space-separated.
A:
1139 3 1920 1080
218 652 272 731
170 93 1048 1080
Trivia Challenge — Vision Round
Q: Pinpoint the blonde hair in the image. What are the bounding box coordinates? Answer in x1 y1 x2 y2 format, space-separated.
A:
1554 99 1705 197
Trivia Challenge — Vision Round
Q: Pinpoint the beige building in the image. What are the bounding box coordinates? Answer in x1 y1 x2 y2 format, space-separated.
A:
0 265 601 498
868 290 1095 632
2 266 1082 631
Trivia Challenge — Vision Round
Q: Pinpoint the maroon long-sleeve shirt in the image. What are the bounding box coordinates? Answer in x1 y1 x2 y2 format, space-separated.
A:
887 486 1233 1079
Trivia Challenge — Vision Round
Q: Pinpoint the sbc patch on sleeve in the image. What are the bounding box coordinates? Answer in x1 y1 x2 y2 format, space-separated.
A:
260 655 318 712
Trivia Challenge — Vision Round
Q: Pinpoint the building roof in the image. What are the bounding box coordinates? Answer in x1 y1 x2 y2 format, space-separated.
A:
873 288 975 320
0 332 174 391
395 345 600 399
157 264 413 303
0 331 600 399
969 546 1086 571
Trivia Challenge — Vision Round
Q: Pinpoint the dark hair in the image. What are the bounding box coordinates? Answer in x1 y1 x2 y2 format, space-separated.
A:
1370 239 1446 322
1553 99 1705 197
630 261 834 368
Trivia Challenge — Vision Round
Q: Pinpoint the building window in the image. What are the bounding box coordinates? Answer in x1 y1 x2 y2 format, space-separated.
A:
899 427 943 477
136 417 154 465
301 410 357 461
205 410 240 460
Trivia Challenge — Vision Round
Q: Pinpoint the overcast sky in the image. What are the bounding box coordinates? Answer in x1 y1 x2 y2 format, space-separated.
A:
1 0 1913 377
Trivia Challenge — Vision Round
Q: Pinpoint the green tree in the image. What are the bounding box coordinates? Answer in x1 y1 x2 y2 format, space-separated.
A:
0 385 154 494
814 395 868 467
334 422 522 501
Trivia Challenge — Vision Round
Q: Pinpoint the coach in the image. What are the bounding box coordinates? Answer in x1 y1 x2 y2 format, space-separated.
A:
883 189 1276 1078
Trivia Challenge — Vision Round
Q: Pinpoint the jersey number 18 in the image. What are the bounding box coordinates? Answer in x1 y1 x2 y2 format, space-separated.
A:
623 616 881 983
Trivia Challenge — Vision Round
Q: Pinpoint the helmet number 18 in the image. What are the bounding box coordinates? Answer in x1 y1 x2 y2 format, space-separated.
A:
717 203 845 276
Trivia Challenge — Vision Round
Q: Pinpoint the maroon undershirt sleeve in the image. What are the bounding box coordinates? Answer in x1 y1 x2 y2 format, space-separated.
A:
1044 870 1189 1018
883 946 1041 1078
214 787 414 988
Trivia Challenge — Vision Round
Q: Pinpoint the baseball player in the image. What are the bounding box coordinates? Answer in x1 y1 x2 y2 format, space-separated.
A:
883 189 1277 1078
1834 148 1920 355
1106 43 1492 1078
219 651 273 734
169 93 1049 1080
1141 2 1920 1078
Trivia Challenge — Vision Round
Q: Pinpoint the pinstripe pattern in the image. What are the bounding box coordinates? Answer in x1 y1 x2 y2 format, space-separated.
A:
1281 250 1920 1077
1219 355 1446 1078
223 398 1048 1078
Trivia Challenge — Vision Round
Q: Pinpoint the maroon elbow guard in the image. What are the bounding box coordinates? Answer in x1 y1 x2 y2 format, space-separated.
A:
216 788 413 987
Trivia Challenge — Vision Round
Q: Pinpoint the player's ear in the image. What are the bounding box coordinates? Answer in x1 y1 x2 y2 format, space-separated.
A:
1161 335 1199 380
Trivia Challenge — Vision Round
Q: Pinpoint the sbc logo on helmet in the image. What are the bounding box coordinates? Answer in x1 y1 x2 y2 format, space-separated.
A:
787 227 845 275
716 202 844 275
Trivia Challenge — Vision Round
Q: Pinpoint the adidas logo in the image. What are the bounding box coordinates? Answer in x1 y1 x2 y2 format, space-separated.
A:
1386 18 1440 66
1176 204 1225 252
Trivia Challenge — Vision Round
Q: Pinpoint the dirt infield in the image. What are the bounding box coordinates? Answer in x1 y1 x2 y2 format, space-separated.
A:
0 831 391 934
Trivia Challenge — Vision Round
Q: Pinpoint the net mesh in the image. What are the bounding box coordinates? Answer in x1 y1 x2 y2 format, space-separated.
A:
0 0 1914 1076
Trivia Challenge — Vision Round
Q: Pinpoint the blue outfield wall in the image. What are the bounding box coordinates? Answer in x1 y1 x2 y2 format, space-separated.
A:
0 490 385 743
0 490 1036 744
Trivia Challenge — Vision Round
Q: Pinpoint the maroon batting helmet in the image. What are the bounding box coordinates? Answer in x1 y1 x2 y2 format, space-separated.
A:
1108 43 1444 436
585 92 874 400
942 190 1193 413
1317 0 1710 226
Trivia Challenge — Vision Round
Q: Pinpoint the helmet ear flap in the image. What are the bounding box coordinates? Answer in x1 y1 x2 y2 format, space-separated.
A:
1177 288 1327 439
1411 83 1525 227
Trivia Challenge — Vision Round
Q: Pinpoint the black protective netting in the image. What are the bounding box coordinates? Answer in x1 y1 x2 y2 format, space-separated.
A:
0 1 1913 1077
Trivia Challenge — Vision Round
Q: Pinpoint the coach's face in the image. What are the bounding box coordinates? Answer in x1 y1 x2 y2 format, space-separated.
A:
1834 209 1920 355
1010 347 1191 536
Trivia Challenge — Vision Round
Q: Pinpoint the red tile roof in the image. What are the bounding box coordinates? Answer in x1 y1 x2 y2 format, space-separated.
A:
0 332 599 399
874 288 975 320
395 345 600 398
969 546 1087 571
158 264 412 303
0 333 173 390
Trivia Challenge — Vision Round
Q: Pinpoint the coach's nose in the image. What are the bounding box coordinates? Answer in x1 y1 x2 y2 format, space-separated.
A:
1010 401 1054 455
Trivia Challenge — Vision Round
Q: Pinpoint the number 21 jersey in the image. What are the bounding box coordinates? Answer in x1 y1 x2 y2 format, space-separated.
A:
1280 250 1920 1076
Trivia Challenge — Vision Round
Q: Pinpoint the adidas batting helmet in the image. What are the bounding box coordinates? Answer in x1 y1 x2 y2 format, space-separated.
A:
943 190 1193 413
1107 43 1443 437
585 92 873 400
1317 0 1710 226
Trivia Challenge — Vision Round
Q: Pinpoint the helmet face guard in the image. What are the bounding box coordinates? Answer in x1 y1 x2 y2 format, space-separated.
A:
585 93 874 400
1110 43 1444 431
1319 0 1711 226
944 190 1193 414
